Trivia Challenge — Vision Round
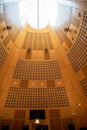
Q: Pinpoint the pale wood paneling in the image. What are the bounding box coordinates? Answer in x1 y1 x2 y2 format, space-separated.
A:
25 48 32 59
44 49 50 60
0 1 87 130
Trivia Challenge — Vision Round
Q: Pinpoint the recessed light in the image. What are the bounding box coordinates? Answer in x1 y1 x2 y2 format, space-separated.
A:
34 119 40 124
14 81 17 85
58 81 61 85
32 82 35 86
78 103 81 107
72 113 75 116
41 82 44 86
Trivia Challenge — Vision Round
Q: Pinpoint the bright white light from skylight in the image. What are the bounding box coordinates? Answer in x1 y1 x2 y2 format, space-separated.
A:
19 0 58 29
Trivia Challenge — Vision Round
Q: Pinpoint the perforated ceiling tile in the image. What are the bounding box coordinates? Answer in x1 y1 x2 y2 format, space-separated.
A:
0 43 8 68
5 87 69 108
13 60 62 80
67 12 87 72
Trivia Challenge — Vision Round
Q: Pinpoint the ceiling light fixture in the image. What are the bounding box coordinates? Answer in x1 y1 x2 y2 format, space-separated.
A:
72 113 75 116
78 103 81 107
34 119 40 124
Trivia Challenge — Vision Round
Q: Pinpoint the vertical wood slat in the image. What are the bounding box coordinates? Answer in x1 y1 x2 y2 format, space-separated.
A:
49 109 60 118
22 32 30 49
47 80 55 87
50 119 62 130
0 120 12 130
25 48 31 59
28 33 33 49
20 80 28 88
62 118 73 130
47 33 54 49
38 33 43 50
33 33 38 50
44 48 50 60
82 65 87 76
43 33 48 49
12 120 24 130
14 110 26 118
80 78 87 97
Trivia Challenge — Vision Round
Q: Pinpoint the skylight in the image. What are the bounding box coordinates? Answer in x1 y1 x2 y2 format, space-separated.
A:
19 0 58 29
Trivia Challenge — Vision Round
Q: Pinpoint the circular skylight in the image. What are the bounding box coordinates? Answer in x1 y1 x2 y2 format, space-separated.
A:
19 0 58 29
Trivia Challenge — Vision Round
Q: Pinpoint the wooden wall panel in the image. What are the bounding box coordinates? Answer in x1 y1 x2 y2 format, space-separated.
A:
38 33 43 50
46 33 54 49
67 12 87 72
56 28 72 48
71 16 81 29
28 33 33 49
12 120 24 130
49 110 60 119
47 80 55 87
14 110 26 118
11 28 21 43
5 87 69 108
44 49 50 60
82 65 87 77
62 118 73 130
0 120 12 130
25 48 32 59
22 32 29 49
20 80 28 88
33 34 38 50
3 34 11 47
13 60 62 80
50 119 62 130
80 78 87 97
